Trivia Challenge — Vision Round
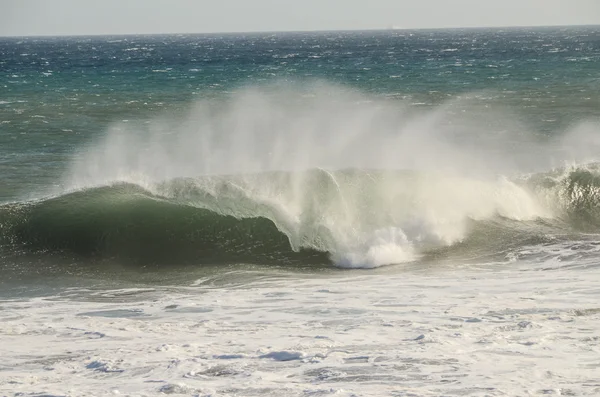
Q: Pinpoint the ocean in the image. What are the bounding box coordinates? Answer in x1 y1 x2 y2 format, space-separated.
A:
1 26 600 396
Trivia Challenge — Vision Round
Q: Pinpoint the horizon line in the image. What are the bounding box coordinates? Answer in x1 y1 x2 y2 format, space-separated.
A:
1 23 598 38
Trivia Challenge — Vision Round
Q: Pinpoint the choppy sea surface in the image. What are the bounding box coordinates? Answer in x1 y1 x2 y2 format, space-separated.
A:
1 26 600 396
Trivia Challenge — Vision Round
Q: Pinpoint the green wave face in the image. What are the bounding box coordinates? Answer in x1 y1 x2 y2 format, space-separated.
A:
0 183 329 267
2 166 600 269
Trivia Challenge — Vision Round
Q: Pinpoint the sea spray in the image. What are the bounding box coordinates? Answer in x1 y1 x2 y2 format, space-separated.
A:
55 83 583 266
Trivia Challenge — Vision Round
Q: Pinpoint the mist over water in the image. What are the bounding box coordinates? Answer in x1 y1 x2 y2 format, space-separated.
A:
65 83 564 181
58 82 600 267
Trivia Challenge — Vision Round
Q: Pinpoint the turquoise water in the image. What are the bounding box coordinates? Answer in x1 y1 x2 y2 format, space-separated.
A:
2 28 599 198
1 26 600 282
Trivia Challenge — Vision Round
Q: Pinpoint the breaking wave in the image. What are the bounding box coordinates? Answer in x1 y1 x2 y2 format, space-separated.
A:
3 83 600 269
2 166 600 268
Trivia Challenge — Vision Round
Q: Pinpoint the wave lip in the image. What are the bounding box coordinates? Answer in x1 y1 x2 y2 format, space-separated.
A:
4 165 600 269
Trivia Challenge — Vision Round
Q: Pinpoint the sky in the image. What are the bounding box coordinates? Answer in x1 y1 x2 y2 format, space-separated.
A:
1 0 599 36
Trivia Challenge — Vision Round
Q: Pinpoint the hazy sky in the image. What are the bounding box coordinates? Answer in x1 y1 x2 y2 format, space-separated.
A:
1 0 599 36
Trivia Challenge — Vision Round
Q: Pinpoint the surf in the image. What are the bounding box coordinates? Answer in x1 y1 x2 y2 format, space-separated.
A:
3 82 600 269
1 165 599 269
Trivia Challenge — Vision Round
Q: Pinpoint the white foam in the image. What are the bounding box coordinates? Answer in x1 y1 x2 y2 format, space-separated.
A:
333 227 416 268
2 261 600 396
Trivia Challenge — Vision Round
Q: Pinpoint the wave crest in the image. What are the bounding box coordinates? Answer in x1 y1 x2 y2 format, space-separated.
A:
5 166 599 269
5 83 600 269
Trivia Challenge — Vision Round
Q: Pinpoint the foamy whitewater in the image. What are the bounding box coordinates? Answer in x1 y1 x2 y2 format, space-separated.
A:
1 27 600 396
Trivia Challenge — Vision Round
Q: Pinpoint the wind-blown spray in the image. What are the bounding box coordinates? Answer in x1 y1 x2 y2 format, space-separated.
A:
25 82 599 267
